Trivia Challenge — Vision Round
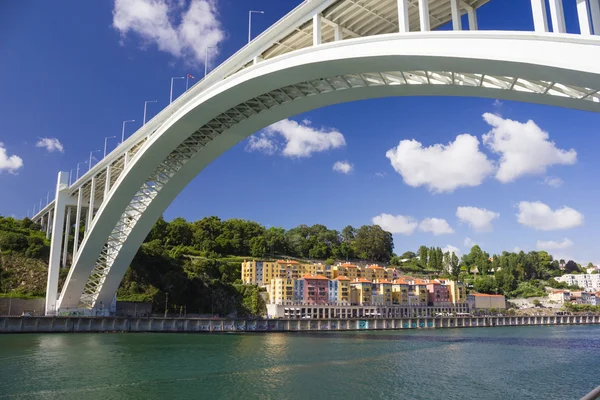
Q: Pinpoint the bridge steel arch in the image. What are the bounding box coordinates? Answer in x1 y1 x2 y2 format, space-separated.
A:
57 31 600 312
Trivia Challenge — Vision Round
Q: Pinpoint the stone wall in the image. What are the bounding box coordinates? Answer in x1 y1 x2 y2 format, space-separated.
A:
1 314 599 333
0 298 45 316
115 302 152 317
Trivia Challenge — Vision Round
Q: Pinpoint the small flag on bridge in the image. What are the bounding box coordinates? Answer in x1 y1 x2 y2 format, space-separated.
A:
186 74 195 90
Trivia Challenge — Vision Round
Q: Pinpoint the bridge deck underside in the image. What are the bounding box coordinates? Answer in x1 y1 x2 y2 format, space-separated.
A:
72 61 600 310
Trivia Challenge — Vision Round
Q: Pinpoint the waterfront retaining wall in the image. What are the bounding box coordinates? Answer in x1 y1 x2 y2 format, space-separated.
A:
1 315 599 333
0 298 45 316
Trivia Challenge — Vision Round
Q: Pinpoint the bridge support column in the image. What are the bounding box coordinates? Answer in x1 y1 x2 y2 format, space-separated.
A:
450 0 462 30
334 24 342 41
313 14 322 45
397 0 409 32
45 210 52 239
467 7 478 30
104 165 111 198
577 0 592 35
590 0 600 35
61 207 71 268
86 177 96 234
418 0 430 31
73 188 83 256
531 0 549 32
45 171 69 316
549 0 566 33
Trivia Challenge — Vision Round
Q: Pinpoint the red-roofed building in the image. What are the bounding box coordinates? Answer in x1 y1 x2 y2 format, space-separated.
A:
466 293 506 310
303 275 329 305
426 281 451 306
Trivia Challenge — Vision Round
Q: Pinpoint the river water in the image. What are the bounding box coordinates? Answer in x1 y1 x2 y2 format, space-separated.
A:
1 326 599 399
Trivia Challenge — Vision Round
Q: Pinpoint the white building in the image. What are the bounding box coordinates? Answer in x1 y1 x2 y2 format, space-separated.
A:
548 290 571 304
554 274 600 292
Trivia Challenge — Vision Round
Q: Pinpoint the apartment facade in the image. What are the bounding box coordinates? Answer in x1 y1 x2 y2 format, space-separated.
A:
466 294 507 310
555 274 600 291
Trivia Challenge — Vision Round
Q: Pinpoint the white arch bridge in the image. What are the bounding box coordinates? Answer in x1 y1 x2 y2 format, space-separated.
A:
32 0 600 315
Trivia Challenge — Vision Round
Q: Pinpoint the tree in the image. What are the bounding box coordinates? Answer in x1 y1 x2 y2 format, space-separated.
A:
165 217 193 247
353 225 393 262
474 275 496 294
192 216 223 253
450 252 460 280
418 246 428 265
249 236 267 257
400 251 416 260
146 215 168 243
442 251 451 273
565 260 579 274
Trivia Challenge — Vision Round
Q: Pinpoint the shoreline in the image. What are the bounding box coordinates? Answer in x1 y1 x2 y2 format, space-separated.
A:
1 314 599 334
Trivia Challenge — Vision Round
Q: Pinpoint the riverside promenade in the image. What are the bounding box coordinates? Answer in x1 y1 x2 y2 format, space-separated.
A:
1 314 599 333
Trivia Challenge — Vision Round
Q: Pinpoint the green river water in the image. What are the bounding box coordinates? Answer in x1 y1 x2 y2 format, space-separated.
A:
1 325 599 399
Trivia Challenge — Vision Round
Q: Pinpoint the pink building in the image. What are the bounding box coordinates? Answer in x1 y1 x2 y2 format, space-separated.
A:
427 281 451 306
303 275 329 305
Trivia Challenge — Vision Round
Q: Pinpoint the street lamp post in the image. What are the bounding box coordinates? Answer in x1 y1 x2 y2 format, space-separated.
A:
205 46 216 77
248 10 265 43
104 136 117 157
121 120 136 143
76 160 88 180
143 101 157 125
89 150 101 170
170 77 184 104
69 169 75 186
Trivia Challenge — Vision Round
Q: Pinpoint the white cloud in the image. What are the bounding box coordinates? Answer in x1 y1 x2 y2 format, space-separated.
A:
0 143 23 173
333 161 353 174
245 135 277 155
464 237 476 248
112 0 224 66
442 245 462 257
35 137 64 153
517 201 584 231
374 172 385 178
482 113 577 183
247 119 345 158
372 213 418 235
385 134 494 193
456 206 500 232
418 218 454 236
543 176 564 188
536 238 574 251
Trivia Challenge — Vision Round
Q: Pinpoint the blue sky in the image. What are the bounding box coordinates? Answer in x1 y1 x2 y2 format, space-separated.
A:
1 0 599 263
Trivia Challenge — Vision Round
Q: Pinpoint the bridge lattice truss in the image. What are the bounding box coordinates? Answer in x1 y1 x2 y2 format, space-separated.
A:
31 0 600 314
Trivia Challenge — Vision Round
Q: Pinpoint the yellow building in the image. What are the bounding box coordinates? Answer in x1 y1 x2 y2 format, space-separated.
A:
350 278 373 305
276 260 304 280
413 279 429 306
304 263 328 277
268 277 295 305
392 279 409 305
374 279 393 304
335 276 351 304
242 260 279 285
363 265 386 281
334 263 359 280
439 279 467 304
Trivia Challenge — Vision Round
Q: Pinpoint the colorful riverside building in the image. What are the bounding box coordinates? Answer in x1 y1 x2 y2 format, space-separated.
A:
242 260 328 286
303 275 329 305
427 280 452 307
243 260 470 317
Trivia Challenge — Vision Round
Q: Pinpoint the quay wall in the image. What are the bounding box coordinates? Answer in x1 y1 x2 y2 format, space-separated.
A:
1 315 600 333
